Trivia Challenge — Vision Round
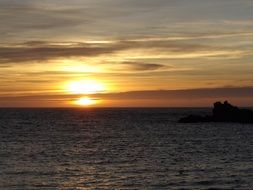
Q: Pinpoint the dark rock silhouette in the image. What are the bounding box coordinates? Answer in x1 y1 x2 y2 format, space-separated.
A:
179 101 253 123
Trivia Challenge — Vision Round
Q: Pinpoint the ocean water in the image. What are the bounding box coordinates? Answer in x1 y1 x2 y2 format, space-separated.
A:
0 108 252 190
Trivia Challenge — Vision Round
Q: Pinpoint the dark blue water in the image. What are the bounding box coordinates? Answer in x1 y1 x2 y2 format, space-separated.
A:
0 108 252 189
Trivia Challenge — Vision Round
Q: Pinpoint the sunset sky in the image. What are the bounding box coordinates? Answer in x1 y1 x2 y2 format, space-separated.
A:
0 0 253 107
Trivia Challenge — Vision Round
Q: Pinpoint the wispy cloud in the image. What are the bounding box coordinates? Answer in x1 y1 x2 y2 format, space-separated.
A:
0 42 129 63
0 38 250 64
1 87 253 107
120 61 166 71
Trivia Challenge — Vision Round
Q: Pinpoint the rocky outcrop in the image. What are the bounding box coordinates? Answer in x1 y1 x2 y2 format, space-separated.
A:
179 101 253 123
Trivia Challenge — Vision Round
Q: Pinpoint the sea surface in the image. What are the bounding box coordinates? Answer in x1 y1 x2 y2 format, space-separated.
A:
0 108 252 190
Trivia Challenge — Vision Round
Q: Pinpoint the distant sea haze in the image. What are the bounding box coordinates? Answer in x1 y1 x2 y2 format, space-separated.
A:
0 108 252 189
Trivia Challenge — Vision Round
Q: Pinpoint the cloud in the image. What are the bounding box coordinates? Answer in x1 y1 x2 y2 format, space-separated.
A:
0 65 11 68
1 87 253 100
1 87 253 107
0 38 249 64
93 87 253 100
0 41 130 63
1 0 253 46
120 61 166 71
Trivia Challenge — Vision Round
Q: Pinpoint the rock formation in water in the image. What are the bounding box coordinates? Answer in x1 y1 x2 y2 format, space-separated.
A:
179 101 253 123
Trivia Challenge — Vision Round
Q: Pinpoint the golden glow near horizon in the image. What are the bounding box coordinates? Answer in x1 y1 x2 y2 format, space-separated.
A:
74 97 98 106
64 79 105 106
66 80 105 95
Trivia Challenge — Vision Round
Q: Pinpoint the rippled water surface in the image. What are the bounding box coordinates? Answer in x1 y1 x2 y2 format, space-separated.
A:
0 108 252 189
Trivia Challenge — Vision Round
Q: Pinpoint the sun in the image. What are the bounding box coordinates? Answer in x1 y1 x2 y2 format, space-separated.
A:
75 97 97 106
64 79 106 106
66 80 105 95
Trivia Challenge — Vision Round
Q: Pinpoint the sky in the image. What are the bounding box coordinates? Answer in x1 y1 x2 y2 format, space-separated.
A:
0 0 253 107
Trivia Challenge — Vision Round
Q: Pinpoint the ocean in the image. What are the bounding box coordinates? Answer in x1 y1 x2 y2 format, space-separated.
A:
0 108 252 190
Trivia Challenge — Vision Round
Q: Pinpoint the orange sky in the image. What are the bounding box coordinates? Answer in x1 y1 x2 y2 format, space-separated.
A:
0 0 253 107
